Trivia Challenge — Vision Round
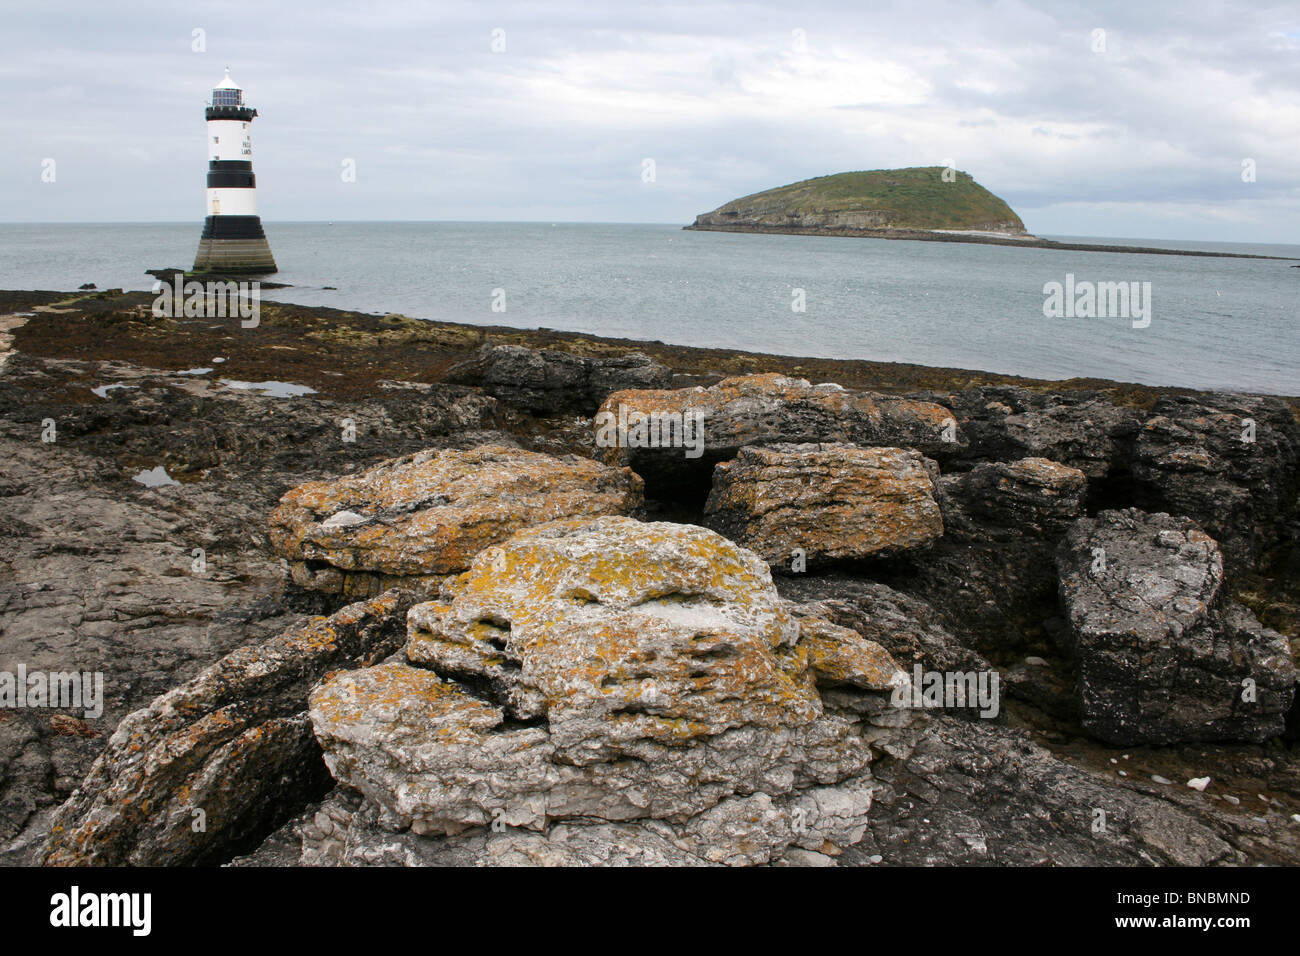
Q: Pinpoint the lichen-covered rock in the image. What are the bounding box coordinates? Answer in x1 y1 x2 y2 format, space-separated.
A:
40 590 414 866
268 445 644 598
310 516 906 860
938 457 1087 541
703 443 943 568
443 343 672 415
594 373 957 492
1056 509 1296 744
1131 394 1300 568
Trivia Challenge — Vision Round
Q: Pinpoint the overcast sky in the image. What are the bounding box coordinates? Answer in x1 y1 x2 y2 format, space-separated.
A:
4 0 1298 241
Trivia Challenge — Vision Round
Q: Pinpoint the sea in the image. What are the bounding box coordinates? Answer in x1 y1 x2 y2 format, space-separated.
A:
1 221 1296 395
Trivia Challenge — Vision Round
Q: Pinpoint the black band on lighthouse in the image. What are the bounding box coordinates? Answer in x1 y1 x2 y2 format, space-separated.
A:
200 215 268 240
207 170 257 188
205 105 258 122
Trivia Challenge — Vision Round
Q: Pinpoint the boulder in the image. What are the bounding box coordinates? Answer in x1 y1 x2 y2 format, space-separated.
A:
932 386 1141 478
41 591 414 866
938 457 1087 542
896 537 1062 655
1056 509 1296 744
594 373 957 494
268 445 644 599
310 516 908 862
703 443 943 569
443 343 671 415
1131 394 1300 568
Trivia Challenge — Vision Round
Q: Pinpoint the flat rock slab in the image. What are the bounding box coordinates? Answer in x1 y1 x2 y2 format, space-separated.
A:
443 343 672 415
594 373 957 491
269 444 644 598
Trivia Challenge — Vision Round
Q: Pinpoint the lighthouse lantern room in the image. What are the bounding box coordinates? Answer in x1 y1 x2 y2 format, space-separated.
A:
191 68 277 274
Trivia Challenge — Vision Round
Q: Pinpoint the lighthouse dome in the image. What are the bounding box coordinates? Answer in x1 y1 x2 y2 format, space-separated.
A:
212 68 244 107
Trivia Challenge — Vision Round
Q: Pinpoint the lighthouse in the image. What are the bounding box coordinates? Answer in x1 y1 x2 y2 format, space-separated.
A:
192 68 277 274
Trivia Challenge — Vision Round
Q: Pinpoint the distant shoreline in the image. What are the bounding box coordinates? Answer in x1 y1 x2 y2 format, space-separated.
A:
683 222 1300 260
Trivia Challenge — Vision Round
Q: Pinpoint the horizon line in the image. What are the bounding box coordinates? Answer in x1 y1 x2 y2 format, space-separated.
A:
1 220 1297 247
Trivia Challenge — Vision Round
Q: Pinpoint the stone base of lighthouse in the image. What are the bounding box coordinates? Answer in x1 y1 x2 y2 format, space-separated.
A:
192 215 277 274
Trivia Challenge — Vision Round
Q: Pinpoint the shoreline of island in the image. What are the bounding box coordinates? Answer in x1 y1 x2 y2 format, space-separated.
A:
683 222 1300 261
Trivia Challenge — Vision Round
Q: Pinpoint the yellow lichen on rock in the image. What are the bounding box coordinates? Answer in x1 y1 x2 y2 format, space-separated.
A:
705 443 943 566
310 516 907 840
269 445 644 595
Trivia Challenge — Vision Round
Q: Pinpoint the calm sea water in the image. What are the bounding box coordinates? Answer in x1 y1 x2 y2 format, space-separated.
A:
1 221 1296 394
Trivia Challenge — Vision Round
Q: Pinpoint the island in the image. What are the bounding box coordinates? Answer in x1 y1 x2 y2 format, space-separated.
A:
685 166 1297 260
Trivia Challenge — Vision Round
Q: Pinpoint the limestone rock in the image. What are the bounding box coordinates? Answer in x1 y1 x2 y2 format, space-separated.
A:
1056 509 1296 744
41 590 414 866
938 457 1087 541
251 712 1275 867
853 716 1240 866
240 780 877 867
310 516 906 857
443 343 672 415
933 386 1141 477
777 576 995 678
882 456 1084 655
269 445 644 598
703 443 943 568
1131 393 1300 567
594 373 957 493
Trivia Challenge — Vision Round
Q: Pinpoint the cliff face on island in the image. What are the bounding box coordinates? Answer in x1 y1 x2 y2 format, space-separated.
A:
687 167 1030 237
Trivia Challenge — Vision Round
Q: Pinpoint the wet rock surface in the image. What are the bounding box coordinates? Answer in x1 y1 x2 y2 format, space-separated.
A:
444 343 672 415
937 457 1087 541
1130 394 1300 568
930 386 1141 478
4 292 1298 867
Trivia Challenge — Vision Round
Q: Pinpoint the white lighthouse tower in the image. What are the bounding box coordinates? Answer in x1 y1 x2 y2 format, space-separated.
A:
192 68 277 274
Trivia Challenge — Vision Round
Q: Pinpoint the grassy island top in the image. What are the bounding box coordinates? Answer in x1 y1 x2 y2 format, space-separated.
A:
698 167 1028 232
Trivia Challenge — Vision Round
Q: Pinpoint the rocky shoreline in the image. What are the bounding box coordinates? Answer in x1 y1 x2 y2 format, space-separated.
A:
2 288 1297 867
